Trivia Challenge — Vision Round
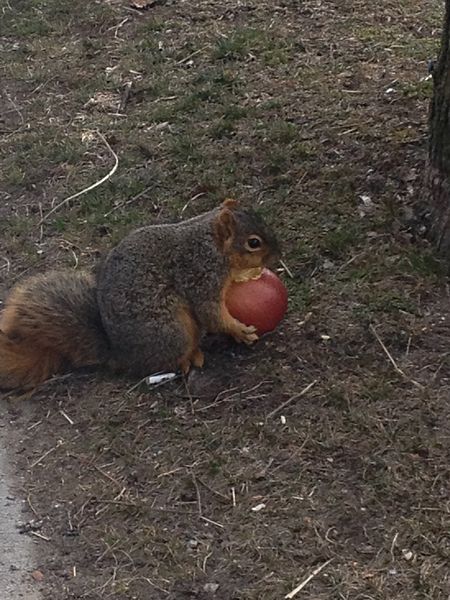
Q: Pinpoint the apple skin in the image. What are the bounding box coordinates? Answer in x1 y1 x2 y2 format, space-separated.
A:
225 268 288 336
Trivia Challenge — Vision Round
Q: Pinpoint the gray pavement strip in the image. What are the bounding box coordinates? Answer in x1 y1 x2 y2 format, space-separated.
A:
0 415 41 599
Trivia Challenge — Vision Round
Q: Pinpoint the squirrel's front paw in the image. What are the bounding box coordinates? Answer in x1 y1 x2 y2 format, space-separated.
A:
233 323 259 345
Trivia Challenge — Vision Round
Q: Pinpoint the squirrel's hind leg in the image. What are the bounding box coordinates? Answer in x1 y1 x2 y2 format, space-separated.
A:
106 301 204 377
176 306 204 374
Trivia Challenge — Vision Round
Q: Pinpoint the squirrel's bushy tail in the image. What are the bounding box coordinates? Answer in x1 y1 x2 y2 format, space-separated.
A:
0 331 64 390
0 271 109 390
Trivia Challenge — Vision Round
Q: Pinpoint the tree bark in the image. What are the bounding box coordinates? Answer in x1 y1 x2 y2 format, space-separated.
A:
428 0 450 253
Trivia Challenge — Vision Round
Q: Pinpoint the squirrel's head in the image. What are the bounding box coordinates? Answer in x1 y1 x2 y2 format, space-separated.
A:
213 199 281 273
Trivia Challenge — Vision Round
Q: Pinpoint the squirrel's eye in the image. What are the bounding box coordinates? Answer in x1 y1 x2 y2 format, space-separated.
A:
246 236 262 251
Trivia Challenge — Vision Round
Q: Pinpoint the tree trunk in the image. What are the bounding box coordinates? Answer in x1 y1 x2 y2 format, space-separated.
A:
428 0 450 253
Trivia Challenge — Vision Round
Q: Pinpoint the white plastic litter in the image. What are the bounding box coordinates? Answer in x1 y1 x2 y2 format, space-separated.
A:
146 372 178 385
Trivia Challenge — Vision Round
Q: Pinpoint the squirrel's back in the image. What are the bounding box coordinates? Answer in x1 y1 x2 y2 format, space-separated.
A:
97 208 225 299
0 271 109 390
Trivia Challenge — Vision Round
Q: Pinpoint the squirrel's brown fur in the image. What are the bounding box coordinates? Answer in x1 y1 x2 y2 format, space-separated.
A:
0 200 280 390
0 271 109 389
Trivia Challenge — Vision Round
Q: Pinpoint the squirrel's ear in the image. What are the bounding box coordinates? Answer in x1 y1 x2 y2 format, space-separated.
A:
214 206 236 252
222 198 239 210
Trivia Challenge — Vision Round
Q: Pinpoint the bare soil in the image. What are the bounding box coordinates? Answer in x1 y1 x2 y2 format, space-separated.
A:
1 1 449 599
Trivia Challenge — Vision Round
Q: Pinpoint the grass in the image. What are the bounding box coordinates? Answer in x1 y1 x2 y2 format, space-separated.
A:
321 225 363 259
1 0 450 599
213 27 294 64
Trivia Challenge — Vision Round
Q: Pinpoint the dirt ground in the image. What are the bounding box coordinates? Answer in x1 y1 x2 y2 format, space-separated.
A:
1 0 450 598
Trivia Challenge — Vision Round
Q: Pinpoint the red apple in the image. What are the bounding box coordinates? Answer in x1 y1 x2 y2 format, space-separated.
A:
225 268 288 336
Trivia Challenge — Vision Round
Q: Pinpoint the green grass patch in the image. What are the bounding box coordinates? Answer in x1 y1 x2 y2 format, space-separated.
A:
321 225 362 259
400 249 448 278
399 78 433 101
213 27 293 64
364 289 417 315
285 279 313 312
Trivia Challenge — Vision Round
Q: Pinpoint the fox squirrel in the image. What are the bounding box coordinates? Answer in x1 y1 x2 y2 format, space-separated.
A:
0 200 280 390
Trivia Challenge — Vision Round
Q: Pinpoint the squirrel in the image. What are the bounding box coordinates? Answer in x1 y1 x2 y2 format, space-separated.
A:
0 199 280 390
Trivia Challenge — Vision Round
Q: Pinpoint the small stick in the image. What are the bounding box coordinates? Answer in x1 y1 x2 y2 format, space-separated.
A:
107 16 130 38
29 440 63 469
94 465 123 488
405 335 412 358
0 256 11 273
114 487 127 501
103 184 154 217
280 259 294 279
153 95 178 103
200 516 224 529
26 495 40 519
180 192 206 215
266 380 317 420
369 325 424 390
183 375 195 414
59 409 74 426
157 467 184 478
390 531 398 561
176 47 207 65
5 90 24 124
30 531 51 542
296 312 312 328
197 477 229 501
38 202 44 243
335 251 366 274
285 558 333 599
38 131 119 225
192 473 202 517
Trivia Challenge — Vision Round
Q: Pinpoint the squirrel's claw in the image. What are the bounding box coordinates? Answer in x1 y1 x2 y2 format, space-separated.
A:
178 347 205 374
191 348 205 368
233 324 259 345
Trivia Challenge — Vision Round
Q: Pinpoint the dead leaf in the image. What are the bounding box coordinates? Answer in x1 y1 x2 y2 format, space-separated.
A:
130 0 157 9
83 91 119 112
31 570 44 582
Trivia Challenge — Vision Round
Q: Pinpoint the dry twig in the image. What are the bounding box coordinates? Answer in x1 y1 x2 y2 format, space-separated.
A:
103 184 154 217
176 46 208 65
30 531 51 542
266 380 318 420
280 259 294 278
285 558 333 599
38 131 119 225
370 324 424 390
29 440 63 469
191 473 202 517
